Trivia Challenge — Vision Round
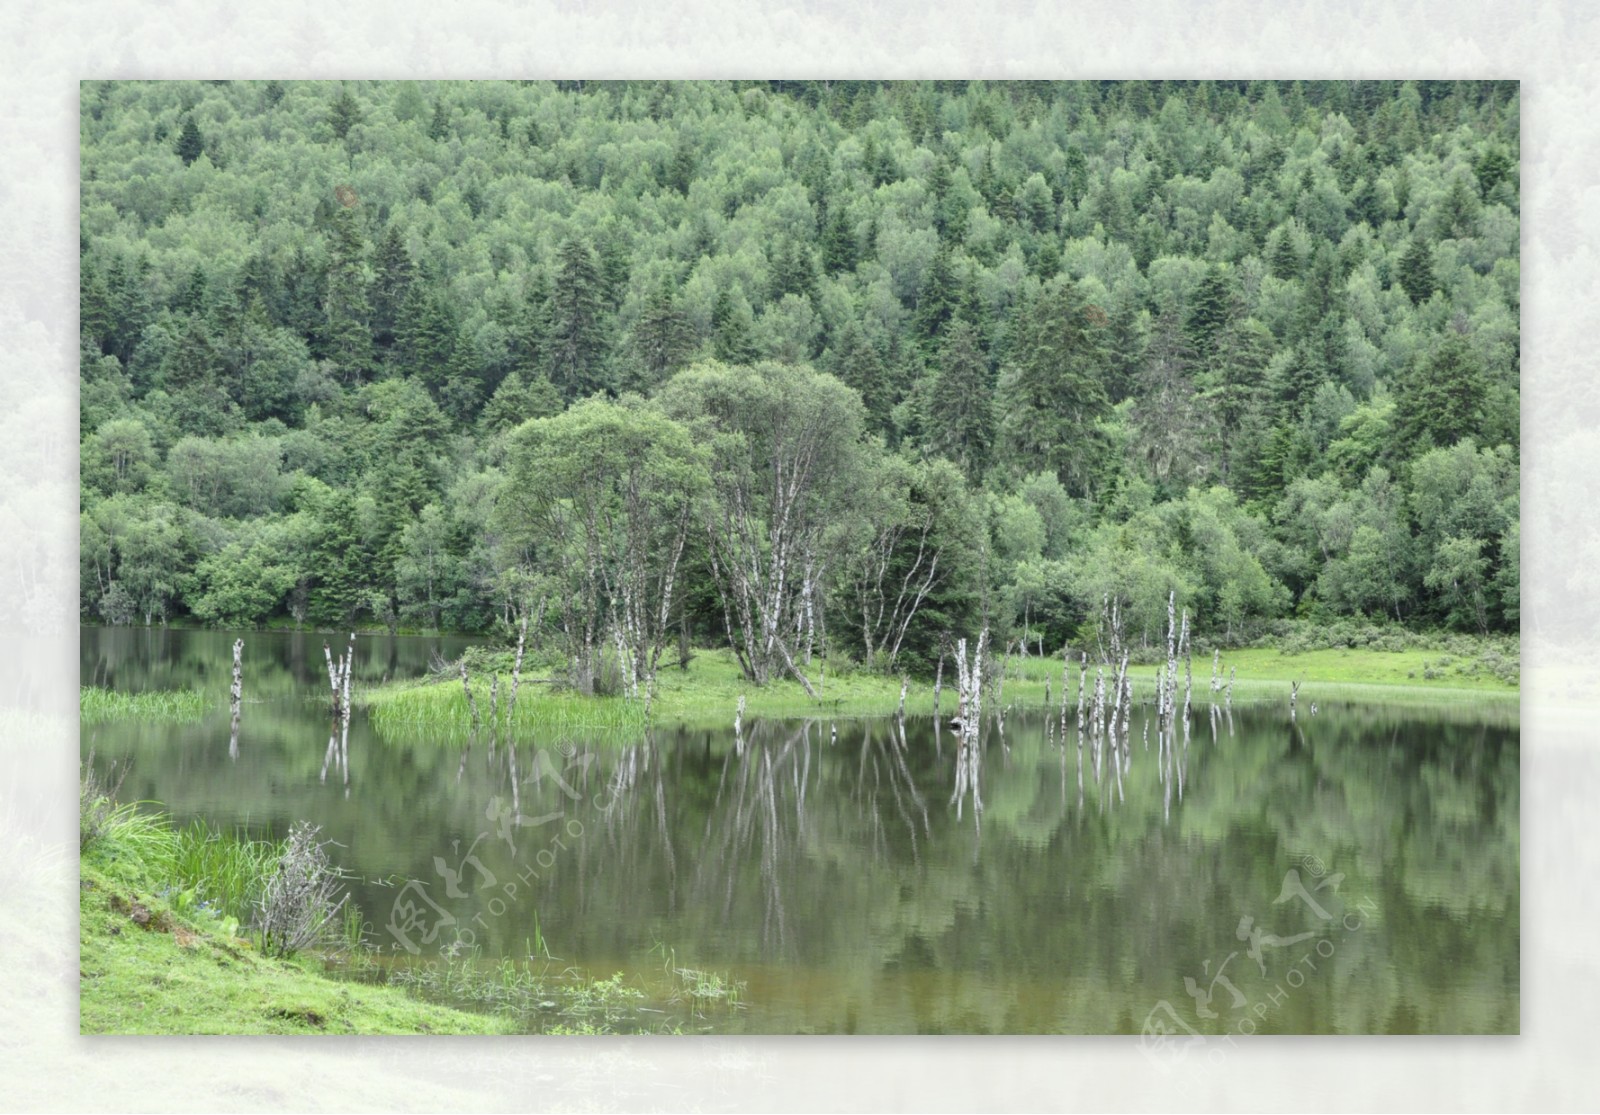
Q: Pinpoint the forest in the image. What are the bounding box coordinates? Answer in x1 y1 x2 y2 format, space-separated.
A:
77 79 1520 687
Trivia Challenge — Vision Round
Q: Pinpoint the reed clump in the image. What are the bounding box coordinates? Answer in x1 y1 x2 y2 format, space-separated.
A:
80 687 211 725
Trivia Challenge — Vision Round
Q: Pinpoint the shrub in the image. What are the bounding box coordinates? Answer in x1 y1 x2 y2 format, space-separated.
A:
254 821 350 959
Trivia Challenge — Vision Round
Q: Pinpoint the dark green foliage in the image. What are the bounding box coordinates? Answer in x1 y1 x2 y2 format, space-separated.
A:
996 279 1111 495
545 238 610 400
710 288 757 365
329 88 362 141
1397 235 1438 304
175 119 204 165
1396 331 1487 453
922 319 994 481
320 205 372 383
631 284 696 391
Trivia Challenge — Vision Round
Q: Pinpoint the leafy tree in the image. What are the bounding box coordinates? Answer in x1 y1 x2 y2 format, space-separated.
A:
186 542 297 627
498 397 707 696
659 361 869 689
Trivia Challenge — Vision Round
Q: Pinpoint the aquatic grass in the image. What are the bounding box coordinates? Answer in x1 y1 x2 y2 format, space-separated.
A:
80 686 212 725
363 678 649 745
647 941 745 1016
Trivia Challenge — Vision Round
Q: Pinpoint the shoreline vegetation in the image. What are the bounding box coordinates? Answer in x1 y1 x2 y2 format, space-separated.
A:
78 778 740 1035
359 638 1515 744
81 627 1519 738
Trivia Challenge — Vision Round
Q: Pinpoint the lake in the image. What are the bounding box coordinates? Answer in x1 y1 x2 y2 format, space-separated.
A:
80 625 1520 1036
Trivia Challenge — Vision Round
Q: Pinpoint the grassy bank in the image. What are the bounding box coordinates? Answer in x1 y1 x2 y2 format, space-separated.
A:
360 635 1517 746
79 796 514 1035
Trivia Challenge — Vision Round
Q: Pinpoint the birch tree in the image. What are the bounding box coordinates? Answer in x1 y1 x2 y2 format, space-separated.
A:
498 396 706 698
658 360 868 691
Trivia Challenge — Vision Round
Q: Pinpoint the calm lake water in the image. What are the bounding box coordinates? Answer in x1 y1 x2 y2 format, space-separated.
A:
81 625 1520 1035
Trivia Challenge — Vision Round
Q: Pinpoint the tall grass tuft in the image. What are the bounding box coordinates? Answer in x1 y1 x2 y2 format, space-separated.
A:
80 687 211 725
79 749 129 851
166 820 281 924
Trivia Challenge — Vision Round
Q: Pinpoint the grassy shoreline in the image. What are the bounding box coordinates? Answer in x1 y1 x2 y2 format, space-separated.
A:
357 640 1517 745
78 801 515 1035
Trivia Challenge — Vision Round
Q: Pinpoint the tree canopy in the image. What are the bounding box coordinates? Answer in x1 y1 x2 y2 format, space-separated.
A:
79 79 1520 658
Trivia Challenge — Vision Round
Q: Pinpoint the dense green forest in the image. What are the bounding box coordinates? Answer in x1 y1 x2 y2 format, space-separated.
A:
78 79 1519 684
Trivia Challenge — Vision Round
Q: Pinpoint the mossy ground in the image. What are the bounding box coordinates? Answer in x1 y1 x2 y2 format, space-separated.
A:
79 836 514 1035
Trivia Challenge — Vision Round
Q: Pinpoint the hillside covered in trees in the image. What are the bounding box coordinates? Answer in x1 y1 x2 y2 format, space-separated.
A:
78 80 1519 680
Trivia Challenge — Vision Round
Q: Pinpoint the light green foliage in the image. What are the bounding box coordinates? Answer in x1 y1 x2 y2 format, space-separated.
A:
499 396 707 695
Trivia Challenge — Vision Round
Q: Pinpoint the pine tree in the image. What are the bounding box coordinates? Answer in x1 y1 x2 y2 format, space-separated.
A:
309 492 369 627
329 88 363 141
428 99 450 141
996 279 1111 492
631 283 695 389
1101 293 1147 404
1198 316 1272 484
513 270 554 377
80 256 115 355
831 322 891 435
767 240 819 305
175 118 204 165
480 370 563 436
172 266 208 316
1396 330 1486 451
820 206 858 275
1132 307 1201 488
545 238 610 399
1397 235 1437 304
665 136 695 195
1267 226 1300 279
913 245 960 355
320 205 373 383
1437 173 1482 239
924 318 995 481
370 224 414 362
395 284 458 391
711 288 758 365
1185 266 1241 366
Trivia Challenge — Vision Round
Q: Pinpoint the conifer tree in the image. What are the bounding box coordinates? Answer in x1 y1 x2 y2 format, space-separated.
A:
545 238 610 399
175 118 204 165
1398 235 1438 304
923 318 995 481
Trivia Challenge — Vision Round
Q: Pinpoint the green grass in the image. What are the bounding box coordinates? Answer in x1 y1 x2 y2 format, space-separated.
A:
80 686 212 725
80 808 514 1034
1219 646 1518 695
363 678 650 744
163 819 283 926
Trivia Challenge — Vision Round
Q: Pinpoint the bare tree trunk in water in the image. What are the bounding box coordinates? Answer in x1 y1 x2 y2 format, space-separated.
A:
460 659 481 735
